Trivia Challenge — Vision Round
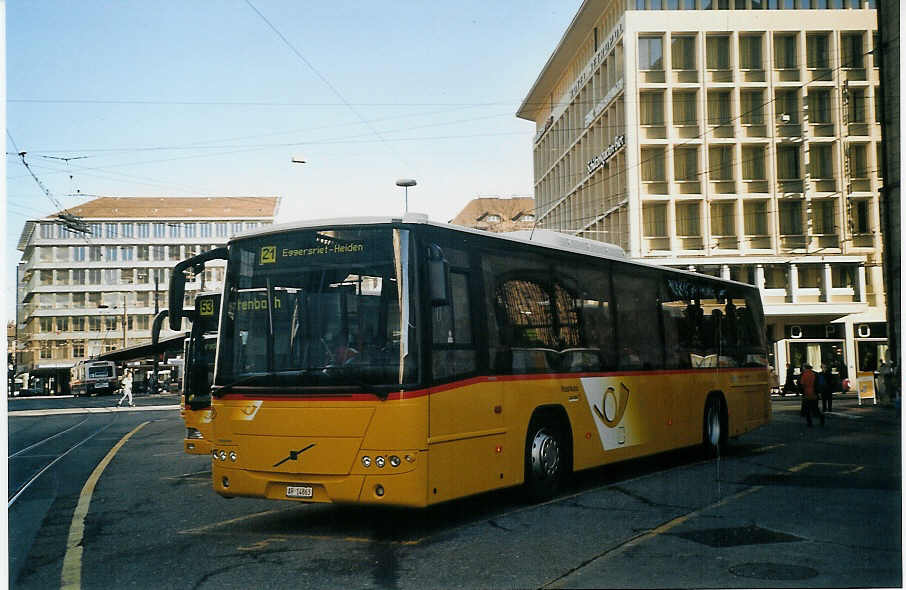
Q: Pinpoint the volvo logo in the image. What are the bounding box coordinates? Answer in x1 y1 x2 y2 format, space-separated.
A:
273 443 316 467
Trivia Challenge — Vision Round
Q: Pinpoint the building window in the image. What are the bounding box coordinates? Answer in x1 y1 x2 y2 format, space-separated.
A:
775 90 799 124
216 223 228 237
739 35 763 70
90 247 102 262
711 202 736 236
850 144 869 178
675 202 701 237
245 222 259 230
40 223 54 239
137 223 150 238
673 91 697 126
849 88 866 123
89 316 102 331
40 317 53 332
184 223 196 238
231 222 244 235
707 90 732 126
640 92 665 125
841 33 863 68
744 200 769 235
807 33 830 69
808 89 832 124
484 214 501 223
779 201 803 235
774 34 797 69
73 246 86 261
72 316 85 331
40 270 53 286
643 203 667 237
153 223 166 238
90 223 102 239
136 315 150 330
39 247 52 262
641 147 666 181
40 343 52 359
810 143 834 179
741 145 766 180
812 199 836 234
73 342 85 358
708 146 733 180
103 317 117 331
55 270 69 285
671 36 695 70
56 247 70 262
854 199 871 233
674 147 699 181
136 269 149 285
153 246 166 261
105 246 118 261
169 223 181 238
638 36 664 70
706 36 730 69
121 246 134 261
56 317 69 332
89 269 101 284
776 145 800 179
73 269 86 285
167 245 179 260
73 293 85 307
104 269 118 284
122 223 134 238
520 214 535 222
121 269 134 284
740 90 764 125
200 223 212 238
105 223 118 239
138 246 149 261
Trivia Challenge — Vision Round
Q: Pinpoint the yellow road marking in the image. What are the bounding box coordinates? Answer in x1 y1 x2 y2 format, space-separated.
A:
61 421 149 590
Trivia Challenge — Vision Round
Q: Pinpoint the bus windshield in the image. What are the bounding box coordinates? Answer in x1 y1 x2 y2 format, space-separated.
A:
88 366 113 379
216 227 417 391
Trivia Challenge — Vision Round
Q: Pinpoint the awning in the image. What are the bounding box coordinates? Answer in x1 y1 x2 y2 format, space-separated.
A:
94 333 189 363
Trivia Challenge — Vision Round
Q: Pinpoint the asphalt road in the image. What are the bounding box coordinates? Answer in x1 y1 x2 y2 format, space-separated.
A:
8 393 901 589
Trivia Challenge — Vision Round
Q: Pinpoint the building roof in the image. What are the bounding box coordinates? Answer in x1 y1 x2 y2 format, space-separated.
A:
517 0 606 121
449 197 536 228
49 196 280 220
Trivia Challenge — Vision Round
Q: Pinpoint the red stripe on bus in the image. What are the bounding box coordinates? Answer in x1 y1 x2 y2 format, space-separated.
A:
217 367 768 402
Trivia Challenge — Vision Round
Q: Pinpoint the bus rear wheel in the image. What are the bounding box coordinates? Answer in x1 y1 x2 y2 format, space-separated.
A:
702 396 726 457
524 420 564 501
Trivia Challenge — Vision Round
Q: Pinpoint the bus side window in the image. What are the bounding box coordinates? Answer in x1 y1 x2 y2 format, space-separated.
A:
432 271 477 382
613 268 663 370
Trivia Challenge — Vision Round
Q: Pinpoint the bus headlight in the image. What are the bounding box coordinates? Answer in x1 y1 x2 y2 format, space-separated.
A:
218 450 227 462
229 451 238 462
375 456 386 468
389 455 401 468
362 456 372 468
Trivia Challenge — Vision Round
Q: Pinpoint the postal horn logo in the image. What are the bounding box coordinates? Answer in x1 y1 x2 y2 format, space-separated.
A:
593 382 630 428
260 245 277 265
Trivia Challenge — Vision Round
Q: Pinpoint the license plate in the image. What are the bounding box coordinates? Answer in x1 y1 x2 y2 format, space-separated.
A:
286 485 313 498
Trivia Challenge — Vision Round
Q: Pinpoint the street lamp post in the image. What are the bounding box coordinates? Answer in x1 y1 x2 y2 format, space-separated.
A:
395 179 417 213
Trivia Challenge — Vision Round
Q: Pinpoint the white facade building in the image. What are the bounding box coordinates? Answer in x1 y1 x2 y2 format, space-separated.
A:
15 196 279 394
518 0 886 387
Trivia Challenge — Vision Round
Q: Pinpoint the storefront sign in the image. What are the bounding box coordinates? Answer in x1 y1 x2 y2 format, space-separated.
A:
585 134 625 175
569 19 624 101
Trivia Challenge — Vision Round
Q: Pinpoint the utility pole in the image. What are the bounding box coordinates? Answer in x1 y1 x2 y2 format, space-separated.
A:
152 272 159 394
122 293 128 349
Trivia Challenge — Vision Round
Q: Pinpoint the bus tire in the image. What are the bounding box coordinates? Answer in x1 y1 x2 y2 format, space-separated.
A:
524 417 566 502
702 395 726 457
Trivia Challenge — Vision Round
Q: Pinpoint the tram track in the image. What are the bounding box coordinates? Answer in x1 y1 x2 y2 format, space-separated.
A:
8 414 119 509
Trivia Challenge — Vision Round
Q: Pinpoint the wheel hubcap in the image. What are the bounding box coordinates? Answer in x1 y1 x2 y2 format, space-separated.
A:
531 430 560 479
707 406 721 446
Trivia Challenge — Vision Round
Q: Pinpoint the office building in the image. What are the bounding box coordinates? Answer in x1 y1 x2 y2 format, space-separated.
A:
14 196 280 394
517 0 886 385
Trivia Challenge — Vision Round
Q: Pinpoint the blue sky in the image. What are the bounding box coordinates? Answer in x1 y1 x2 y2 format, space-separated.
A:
5 1 581 320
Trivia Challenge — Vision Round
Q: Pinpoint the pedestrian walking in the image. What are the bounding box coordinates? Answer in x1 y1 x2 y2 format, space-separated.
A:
783 363 799 396
799 363 824 427
818 363 833 413
117 368 135 408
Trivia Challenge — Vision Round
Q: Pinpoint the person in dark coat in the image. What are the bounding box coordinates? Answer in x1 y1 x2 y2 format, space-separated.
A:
799 364 824 427
818 363 833 413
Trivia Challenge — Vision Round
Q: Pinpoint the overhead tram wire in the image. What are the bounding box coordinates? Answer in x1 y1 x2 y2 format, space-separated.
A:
243 0 412 170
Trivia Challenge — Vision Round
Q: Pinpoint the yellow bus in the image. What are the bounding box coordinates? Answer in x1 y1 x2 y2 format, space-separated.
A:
168 215 770 507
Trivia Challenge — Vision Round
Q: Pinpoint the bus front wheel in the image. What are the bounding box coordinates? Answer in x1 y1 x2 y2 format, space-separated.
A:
702 396 726 457
524 420 564 501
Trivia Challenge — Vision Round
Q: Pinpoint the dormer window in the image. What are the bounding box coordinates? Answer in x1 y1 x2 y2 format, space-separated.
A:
520 214 535 222
485 214 501 223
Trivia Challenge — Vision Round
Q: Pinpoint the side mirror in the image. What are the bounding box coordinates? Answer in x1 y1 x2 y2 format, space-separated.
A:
152 310 170 345
168 246 228 331
427 244 451 307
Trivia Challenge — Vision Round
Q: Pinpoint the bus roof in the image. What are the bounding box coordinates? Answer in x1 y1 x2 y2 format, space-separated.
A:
229 214 757 291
